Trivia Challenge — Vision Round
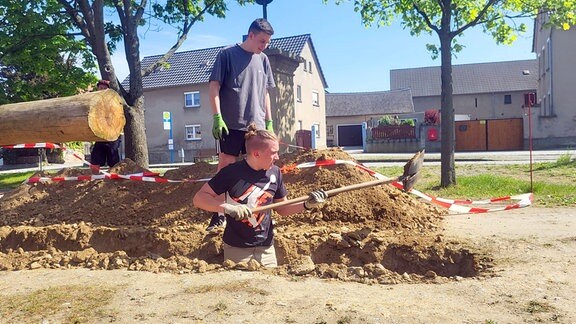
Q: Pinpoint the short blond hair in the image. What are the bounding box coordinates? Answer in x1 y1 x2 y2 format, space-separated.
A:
245 123 278 153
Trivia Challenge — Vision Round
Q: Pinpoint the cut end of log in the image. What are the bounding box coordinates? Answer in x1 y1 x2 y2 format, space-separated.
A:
88 89 126 141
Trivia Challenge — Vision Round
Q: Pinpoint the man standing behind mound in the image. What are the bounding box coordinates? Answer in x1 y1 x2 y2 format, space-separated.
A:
90 80 121 168
193 126 327 267
206 18 276 232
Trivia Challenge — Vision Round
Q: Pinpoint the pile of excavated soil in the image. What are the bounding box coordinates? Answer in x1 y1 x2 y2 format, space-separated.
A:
0 148 492 284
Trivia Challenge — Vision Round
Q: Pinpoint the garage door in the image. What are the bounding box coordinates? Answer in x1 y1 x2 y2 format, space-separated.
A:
337 124 363 146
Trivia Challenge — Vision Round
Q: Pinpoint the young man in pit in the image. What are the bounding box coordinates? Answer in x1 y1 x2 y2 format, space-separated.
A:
193 126 327 267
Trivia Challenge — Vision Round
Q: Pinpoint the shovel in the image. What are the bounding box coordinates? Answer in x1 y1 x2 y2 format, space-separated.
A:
252 150 424 213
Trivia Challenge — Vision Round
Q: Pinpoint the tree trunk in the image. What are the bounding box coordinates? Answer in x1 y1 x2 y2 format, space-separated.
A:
0 89 125 146
123 97 149 167
439 31 457 187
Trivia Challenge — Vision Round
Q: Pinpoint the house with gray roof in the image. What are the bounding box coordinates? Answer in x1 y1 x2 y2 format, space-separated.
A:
390 59 538 120
132 34 327 163
391 60 538 151
325 89 414 147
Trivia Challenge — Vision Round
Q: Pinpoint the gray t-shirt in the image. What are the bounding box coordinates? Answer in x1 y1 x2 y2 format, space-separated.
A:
210 44 275 131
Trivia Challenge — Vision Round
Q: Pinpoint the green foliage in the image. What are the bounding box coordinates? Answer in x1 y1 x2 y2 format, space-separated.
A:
378 116 414 126
379 115 397 126
0 0 97 104
401 118 415 126
328 0 576 58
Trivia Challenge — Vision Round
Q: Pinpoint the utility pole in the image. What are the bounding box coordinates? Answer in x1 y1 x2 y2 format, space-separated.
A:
255 0 273 19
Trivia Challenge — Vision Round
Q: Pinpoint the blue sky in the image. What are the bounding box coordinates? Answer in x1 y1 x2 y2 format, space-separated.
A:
111 0 536 93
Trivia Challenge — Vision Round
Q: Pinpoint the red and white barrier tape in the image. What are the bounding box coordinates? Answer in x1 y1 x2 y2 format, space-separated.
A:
1 143 210 184
3 143 533 212
286 159 533 213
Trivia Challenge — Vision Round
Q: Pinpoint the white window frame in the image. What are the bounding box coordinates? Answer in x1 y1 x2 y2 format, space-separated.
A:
296 85 302 102
184 91 200 108
185 124 202 141
302 59 307 72
312 91 319 107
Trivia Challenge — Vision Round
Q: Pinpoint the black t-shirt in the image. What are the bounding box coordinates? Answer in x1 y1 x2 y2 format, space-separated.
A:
208 160 287 248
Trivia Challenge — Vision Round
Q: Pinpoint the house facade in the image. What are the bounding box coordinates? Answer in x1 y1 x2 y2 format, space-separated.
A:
390 60 538 120
532 14 576 148
132 34 327 163
325 89 415 148
390 60 539 151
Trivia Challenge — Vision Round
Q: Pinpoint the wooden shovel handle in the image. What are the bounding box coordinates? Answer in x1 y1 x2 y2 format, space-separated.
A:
252 149 424 213
252 176 401 213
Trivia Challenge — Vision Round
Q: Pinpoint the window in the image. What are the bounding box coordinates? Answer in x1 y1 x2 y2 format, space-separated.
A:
326 125 334 136
312 123 321 138
184 91 200 108
308 61 312 74
504 94 512 105
539 46 546 77
302 59 307 72
312 91 319 107
546 38 551 72
296 85 302 102
185 124 201 140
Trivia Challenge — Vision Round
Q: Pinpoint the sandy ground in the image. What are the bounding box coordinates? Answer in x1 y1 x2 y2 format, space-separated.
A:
1 206 574 324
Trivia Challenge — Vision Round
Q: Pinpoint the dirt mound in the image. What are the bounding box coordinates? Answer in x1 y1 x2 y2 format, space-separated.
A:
0 149 491 283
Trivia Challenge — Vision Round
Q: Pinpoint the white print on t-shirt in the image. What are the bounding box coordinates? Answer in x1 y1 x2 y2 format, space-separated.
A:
226 174 276 227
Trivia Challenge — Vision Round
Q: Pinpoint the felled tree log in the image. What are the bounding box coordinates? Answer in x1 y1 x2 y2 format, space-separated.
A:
0 89 125 146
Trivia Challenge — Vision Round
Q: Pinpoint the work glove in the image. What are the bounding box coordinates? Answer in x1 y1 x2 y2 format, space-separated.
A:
212 113 229 140
304 189 328 210
265 119 274 133
223 203 252 221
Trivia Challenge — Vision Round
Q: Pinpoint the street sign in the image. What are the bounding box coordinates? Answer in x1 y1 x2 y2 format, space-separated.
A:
163 111 171 130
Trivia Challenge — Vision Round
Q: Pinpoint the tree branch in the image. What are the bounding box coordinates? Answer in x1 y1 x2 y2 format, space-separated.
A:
57 0 93 42
452 0 501 37
134 0 147 22
413 2 440 33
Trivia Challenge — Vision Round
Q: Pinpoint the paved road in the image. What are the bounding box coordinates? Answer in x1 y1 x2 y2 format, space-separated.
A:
1 149 573 174
348 149 575 167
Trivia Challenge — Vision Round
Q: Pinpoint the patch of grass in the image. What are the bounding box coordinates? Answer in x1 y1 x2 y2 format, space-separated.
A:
0 171 36 190
524 300 555 314
185 279 270 296
0 284 118 323
375 162 576 207
554 152 573 166
213 301 228 312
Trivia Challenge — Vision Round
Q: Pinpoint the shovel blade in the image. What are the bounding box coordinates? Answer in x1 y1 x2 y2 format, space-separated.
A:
402 149 424 192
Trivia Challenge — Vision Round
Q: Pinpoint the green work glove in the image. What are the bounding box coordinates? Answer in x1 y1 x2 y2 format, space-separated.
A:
212 114 229 140
265 119 274 133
